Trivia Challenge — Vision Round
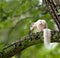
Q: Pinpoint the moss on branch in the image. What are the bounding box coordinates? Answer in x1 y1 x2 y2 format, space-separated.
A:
0 31 60 58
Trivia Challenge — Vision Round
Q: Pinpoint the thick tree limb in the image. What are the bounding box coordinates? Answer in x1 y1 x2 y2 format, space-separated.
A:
45 0 60 31
0 31 60 58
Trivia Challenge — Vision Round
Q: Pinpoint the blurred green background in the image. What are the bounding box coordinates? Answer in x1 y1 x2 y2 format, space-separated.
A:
0 0 60 58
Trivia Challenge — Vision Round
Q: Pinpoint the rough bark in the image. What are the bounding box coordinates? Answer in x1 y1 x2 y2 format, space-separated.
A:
45 0 60 31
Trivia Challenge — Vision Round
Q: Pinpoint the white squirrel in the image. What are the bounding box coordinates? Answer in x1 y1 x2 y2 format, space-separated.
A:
30 20 58 50
30 20 47 32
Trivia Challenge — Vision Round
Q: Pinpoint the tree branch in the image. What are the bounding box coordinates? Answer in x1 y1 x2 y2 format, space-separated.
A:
0 31 60 58
45 0 60 31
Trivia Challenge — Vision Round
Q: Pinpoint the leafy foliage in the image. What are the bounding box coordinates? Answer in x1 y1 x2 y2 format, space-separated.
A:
0 0 60 58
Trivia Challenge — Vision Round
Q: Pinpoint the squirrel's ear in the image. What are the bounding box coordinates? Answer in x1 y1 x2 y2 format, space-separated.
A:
44 23 48 28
